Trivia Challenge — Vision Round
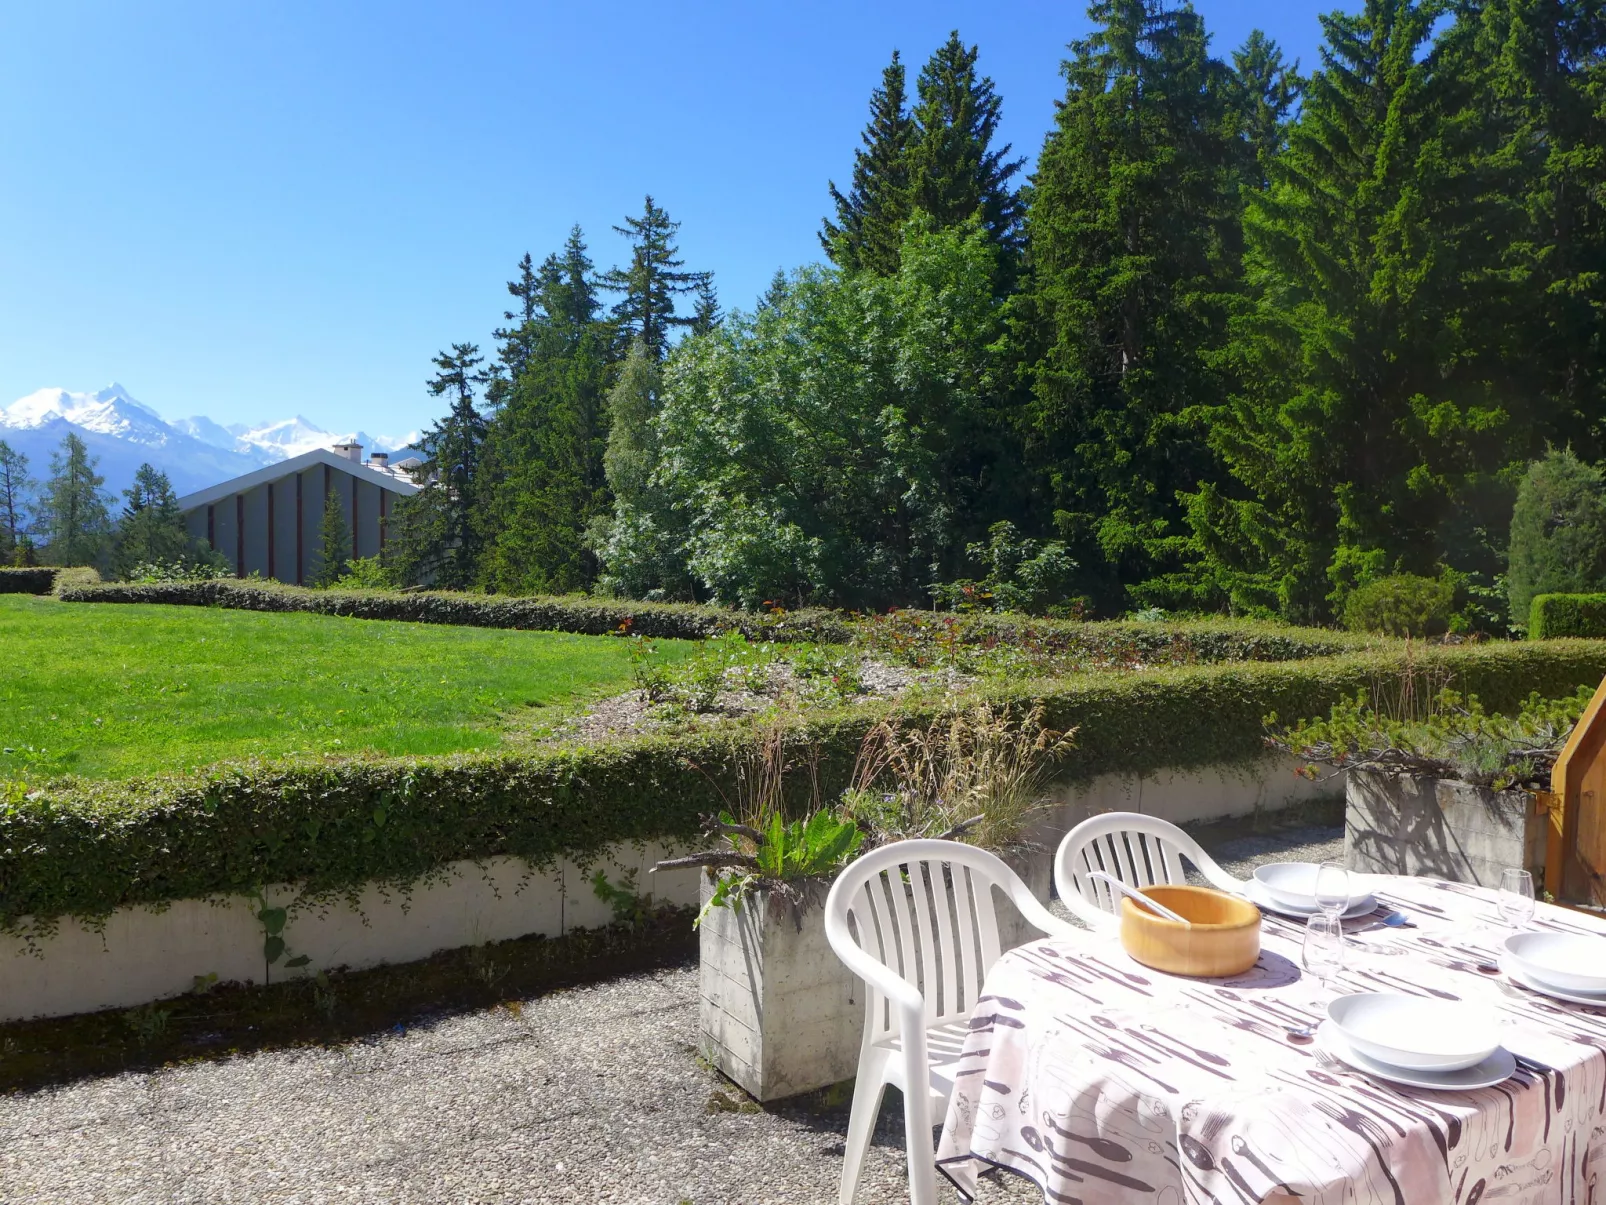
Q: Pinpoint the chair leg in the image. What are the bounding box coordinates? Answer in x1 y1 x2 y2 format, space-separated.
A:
839 1052 889 1205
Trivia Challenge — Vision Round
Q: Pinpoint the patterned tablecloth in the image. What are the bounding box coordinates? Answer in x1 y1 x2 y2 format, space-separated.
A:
936 875 1606 1205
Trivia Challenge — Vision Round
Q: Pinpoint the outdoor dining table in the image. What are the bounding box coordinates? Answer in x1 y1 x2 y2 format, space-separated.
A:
936 874 1606 1205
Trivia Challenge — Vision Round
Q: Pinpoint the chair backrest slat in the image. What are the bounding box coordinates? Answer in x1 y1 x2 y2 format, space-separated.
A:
906 860 942 1024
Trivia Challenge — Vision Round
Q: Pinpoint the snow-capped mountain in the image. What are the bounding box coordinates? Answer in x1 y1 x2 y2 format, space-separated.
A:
0 384 419 498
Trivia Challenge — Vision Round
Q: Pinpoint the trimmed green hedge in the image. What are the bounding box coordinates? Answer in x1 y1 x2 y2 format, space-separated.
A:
57 579 854 642
1531 594 1606 640
55 577 1374 661
0 568 56 595
5 639 1605 933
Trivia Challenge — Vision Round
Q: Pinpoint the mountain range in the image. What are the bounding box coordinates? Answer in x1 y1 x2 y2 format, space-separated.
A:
0 384 418 498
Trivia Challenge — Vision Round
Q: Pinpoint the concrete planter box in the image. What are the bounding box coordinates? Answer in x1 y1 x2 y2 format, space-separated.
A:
1345 770 1545 888
697 847 1054 1103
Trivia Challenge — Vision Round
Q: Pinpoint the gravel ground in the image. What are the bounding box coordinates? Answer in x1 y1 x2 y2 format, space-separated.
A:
0 823 1343 1205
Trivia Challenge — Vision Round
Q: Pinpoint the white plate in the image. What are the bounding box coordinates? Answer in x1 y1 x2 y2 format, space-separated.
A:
1328 992 1499 1071
1245 878 1377 920
1504 957 1606 1007
1318 1022 1515 1090
1254 862 1372 912
1504 932 1606 994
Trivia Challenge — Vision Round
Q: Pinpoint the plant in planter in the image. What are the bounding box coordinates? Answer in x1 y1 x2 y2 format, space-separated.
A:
1268 684 1595 889
657 702 1075 1102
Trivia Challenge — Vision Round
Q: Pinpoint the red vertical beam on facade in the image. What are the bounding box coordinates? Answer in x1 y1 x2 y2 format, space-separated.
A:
296 473 304 585
266 482 276 581
235 494 245 578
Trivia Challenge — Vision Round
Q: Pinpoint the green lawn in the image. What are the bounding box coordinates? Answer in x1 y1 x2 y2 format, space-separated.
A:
0 596 694 781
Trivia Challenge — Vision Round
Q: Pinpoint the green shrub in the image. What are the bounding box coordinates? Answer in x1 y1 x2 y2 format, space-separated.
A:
332 555 395 591
0 568 56 595
1530 593 1606 639
4 639 1605 935
1342 574 1455 636
1508 448 1606 630
48 567 99 596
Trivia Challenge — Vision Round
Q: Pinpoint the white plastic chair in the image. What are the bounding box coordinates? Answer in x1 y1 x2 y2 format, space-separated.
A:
1054 811 1241 930
824 838 1077 1205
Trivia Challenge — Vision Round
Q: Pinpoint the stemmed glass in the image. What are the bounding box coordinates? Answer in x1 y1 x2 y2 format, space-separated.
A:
1315 862 1350 919
1293 913 1346 1041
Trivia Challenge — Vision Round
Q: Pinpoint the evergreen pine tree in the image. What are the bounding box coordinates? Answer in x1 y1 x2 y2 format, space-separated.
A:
1443 0 1606 461
821 51 916 275
309 488 352 587
486 252 542 409
1025 0 1243 612
389 343 489 588
0 440 33 560
1229 30 1301 190
34 432 111 567
479 228 616 594
1188 0 1499 620
600 196 709 359
691 277 722 335
907 32 1026 274
112 464 196 576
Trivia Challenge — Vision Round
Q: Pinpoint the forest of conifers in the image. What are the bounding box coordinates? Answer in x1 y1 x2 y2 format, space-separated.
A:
389 0 1606 629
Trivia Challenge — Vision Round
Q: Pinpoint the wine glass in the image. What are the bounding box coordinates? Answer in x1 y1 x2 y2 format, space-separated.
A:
1315 861 1350 919
1498 869 1536 930
1294 914 1346 1039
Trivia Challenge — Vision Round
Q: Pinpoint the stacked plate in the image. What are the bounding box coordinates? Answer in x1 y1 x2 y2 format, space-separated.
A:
1319 993 1515 1089
1247 862 1377 920
1502 932 1606 1005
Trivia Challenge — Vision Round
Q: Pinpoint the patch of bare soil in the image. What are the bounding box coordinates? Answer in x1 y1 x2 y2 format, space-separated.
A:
543 659 975 745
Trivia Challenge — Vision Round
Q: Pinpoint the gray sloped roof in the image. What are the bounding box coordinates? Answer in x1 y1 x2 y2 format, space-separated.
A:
176 447 423 512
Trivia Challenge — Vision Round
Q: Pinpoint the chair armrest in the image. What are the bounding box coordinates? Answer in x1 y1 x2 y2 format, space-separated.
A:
824 913 927 1016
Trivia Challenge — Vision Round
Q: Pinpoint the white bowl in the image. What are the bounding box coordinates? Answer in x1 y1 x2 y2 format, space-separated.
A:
1327 993 1499 1072
1504 932 1606 995
1253 862 1368 912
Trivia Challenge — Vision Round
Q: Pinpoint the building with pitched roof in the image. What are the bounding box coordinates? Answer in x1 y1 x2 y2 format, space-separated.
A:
177 443 422 583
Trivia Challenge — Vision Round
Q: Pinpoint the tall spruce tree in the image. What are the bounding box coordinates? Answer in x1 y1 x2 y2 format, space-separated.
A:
822 51 916 275
1187 0 1504 621
486 252 542 409
1229 30 1301 190
600 197 709 359
0 440 33 560
34 432 111 567
479 228 616 593
907 32 1026 275
1443 0 1606 462
690 277 722 336
310 488 352 587
1025 0 1243 612
389 343 489 588
111 464 195 576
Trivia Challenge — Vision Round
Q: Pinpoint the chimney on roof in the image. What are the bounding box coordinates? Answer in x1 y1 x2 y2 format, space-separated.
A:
333 442 362 463
367 452 389 468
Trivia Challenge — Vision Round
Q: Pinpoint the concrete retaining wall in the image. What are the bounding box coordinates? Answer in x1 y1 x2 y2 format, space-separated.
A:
1345 770 1545 889
2 754 1335 1028
0 841 702 1024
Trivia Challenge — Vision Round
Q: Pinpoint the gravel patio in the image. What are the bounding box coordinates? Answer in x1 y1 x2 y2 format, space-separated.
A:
0 820 1342 1204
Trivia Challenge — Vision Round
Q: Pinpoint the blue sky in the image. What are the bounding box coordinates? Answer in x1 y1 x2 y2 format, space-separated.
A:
0 1 1329 436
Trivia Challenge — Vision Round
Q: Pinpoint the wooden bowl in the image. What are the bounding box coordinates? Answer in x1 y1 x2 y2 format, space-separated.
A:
1119 885 1261 977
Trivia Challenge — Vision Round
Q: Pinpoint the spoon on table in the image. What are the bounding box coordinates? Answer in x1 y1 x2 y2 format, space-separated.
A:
1087 872 1191 925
